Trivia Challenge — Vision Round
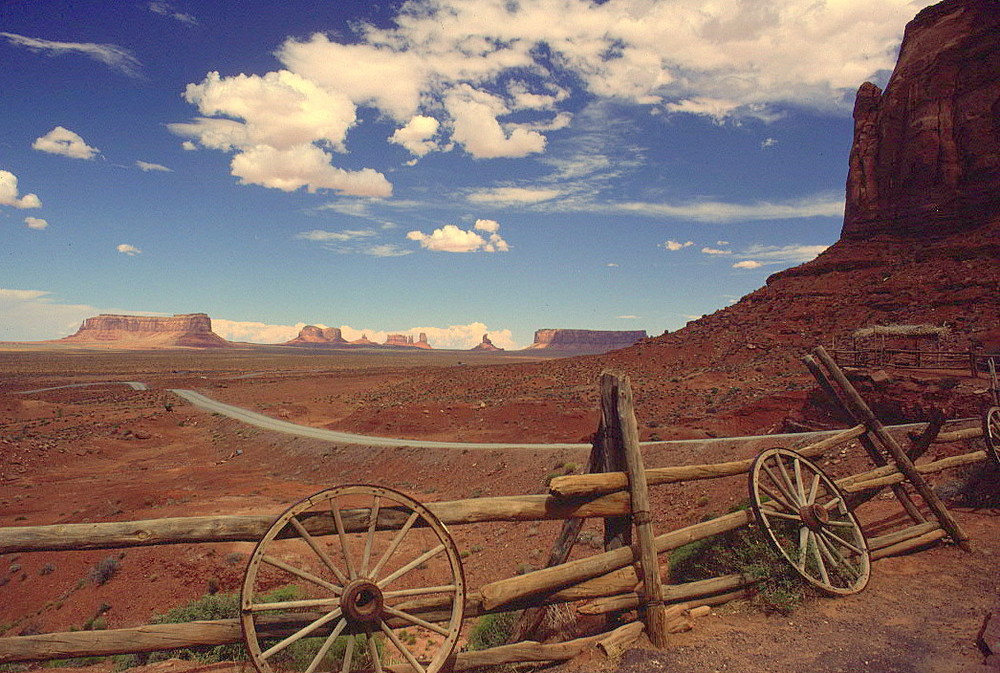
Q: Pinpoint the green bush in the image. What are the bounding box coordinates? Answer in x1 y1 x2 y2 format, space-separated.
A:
466 611 521 651
670 525 807 615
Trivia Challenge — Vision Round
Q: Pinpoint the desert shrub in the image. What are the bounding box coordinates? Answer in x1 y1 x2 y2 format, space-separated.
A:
466 611 521 651
670 525 808 615
88 556 120 586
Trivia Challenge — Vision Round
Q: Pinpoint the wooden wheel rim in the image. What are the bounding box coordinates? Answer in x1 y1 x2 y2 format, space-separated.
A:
241 485 466 673
983 407 1000 468
749 448 871 596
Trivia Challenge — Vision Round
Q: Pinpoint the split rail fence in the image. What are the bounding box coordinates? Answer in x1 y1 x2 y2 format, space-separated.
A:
0 346 993 672
829 347 995 378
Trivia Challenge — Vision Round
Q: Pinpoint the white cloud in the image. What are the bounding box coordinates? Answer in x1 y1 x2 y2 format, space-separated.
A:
661 240 693 251
761 137 778 149
617 194 844 223
445 86 546 158
717 240 730 245
466 186 563 205
0 170 42 209
229 144 392 197
181 141 198 151
24 216 48 230
607 263 620 268
0 289 159 341
148 1 198 26
407 219 509 253
296 229 378 242
736 243 829 264
701 247 731 255
1 32 141 77
617 315 640 319
136 160 172 172
365 244 413 257
33 126 100 160
117 243 142 255
389 115 440 157
211 319 301 344
733 260 762 269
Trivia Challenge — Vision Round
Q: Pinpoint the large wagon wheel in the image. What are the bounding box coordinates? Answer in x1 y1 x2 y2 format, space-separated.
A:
241 485 465 673
983 406 1000 467
749 448 870 595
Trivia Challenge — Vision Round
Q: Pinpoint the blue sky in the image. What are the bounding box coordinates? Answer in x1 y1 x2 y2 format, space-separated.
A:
0 0 932 348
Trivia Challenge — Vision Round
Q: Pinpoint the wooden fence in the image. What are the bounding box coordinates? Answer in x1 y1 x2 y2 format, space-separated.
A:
0 348 991 671
829 347 995 378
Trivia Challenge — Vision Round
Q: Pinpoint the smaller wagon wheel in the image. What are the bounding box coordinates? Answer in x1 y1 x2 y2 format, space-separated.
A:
984 406 1000 467
242 485 465 673
749 448 870 595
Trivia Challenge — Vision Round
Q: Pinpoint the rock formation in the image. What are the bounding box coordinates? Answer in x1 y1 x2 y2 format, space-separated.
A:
351 334 377 346
471 333 503 351
61 313 230 348
842 0 1000 240
525 329 648 354
285 325 348 346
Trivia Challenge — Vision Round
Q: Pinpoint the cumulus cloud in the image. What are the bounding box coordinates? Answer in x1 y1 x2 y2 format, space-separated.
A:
0 289 154 341
389 115 440 157
148 1 198 26
701 246 731 255
407 219 509 253
169 70 391 197
661 240 693 251
445 86 546 158
1 32 141 77
733 260 762 269
33 126 100 160
736 243 829 264
136 160 171 172
0 170 42 209
116 244 141 255
25 216 48 230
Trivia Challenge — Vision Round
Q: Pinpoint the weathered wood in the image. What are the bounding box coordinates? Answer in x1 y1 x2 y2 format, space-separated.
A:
867 522 941 551
870 529 946 560
0 491 632 554
805 353 926 524
548 424 867 498
479 510 750 611
933 426 982 443
814 346 971 550
595 621 645 659
843 450 988 492
598 374 632 552
605 372 669 647
578 575 750 615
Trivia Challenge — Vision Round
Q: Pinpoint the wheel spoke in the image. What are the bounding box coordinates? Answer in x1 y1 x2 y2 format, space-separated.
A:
815 532 861 580
807 473 821 506
809 531 830 586
378 545 445 589
793 458 807 505
290 515 349 585
370 510 420 582
774 457 801 506
360 495 382 577
758 508 802 523
822 495 844 512
261 607 343 660
763 462 799 507
384 605 452 637
380 620 426 673
304 618 348 673
340 632 355 673
383 584 459 599
367 628 384 673
261 555 342 594
825 518 857 528
331 499 357 581
249 597 340 613
757 481 796 514
819 526 866 556
796 525 809 570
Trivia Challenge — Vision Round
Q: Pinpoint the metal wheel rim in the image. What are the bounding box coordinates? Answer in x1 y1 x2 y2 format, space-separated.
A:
983 407 1000 468
241 485 465 673
749 448 871 596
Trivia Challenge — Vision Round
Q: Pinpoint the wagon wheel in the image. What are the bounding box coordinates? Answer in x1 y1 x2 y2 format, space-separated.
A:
983 407 1000 468
242 485 465 673
749 448 870 595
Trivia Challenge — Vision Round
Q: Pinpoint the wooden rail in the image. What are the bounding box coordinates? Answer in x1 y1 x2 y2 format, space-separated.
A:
829 347 993 377
0 368 990 667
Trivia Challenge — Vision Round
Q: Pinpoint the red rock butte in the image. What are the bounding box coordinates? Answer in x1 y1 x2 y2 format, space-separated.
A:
60 313 230 348
525 329 648 354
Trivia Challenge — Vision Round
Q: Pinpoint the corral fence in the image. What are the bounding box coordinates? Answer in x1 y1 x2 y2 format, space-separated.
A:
0 346 995 673
829 347 995 378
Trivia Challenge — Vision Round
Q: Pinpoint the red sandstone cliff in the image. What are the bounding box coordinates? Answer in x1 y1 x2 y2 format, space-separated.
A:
285 325 348 346
471 334 503 351
61 313 230 348
524 329 648 354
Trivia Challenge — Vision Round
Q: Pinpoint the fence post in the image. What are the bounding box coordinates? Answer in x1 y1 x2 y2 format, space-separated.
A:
598 376 633 552
601 371 669 647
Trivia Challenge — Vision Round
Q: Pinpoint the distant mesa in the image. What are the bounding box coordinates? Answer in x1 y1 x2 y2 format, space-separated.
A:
525 329 647 354
61 313 230 348
351 334 378 346
471 333 503 351
285 325 347 346
385 333 432 349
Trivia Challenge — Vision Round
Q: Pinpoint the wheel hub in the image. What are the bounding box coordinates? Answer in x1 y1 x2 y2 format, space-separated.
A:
341 579 384 623
799 503 830 532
